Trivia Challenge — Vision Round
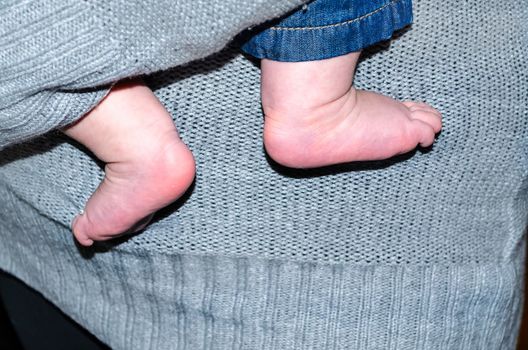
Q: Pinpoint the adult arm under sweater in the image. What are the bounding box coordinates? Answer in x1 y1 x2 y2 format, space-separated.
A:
0 0 305 150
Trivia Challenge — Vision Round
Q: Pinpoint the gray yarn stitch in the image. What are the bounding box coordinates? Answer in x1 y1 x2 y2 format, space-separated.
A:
0 0 305 149
1 0 527 349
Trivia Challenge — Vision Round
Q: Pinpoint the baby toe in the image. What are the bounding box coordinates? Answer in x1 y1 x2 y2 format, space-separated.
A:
409 119 436 148
404 101 442 117
409 109 442 133
71 213 94 246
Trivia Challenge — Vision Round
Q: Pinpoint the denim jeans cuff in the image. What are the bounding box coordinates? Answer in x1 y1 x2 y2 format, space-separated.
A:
241 0 413 62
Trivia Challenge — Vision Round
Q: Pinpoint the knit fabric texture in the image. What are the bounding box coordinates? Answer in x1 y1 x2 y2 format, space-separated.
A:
0 0 305 148
1 0 527 349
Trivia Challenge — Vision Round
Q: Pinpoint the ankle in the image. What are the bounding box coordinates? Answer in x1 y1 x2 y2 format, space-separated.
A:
111 138 196 199
262 89 357 168
151 139 196 197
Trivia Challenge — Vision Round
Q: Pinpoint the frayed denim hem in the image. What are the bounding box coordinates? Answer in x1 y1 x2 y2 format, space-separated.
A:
241 0 413 62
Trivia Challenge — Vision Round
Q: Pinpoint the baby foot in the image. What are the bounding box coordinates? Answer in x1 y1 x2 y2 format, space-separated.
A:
64 81 195 246
263 88 442 167
260 53 442 168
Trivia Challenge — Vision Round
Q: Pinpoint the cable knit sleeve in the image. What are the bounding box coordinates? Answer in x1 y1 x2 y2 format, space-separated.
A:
0 0 305 149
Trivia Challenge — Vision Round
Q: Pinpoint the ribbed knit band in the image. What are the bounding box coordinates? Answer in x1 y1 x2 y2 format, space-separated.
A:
0 187 523 350
0 0 117 149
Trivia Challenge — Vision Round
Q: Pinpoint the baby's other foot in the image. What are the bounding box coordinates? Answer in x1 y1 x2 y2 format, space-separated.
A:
260 53 442 168
64 81 195 246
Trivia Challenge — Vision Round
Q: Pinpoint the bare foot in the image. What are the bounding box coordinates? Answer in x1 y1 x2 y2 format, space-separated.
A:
63 81 195 246
260 52 442 168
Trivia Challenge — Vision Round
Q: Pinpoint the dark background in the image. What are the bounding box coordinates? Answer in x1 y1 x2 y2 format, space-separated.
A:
0 271 108 350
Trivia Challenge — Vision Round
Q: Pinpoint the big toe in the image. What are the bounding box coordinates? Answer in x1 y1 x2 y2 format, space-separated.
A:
72 210 155 247
71 212 94 247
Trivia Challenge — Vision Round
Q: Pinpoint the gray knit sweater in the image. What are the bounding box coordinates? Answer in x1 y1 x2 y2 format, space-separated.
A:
1 0 527 349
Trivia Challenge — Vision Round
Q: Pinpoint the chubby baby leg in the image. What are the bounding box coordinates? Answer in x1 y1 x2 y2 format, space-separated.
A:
63 81 195 246
261 52 442 168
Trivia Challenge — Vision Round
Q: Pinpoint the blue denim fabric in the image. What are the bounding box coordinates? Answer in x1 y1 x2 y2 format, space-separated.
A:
241 0 413 61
